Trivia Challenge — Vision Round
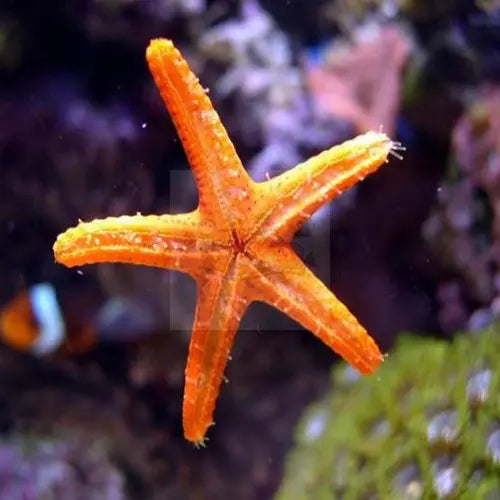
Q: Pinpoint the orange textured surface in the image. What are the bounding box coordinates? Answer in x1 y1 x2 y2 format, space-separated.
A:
54 38 396 444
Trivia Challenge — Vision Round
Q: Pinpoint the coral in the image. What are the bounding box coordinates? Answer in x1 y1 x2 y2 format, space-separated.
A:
423 86 500 333
0 344 171 499
306 24 410 136
322 0 472 28
277 326 500 499
199 0 350 181
0 81 152 233
0 434 126 499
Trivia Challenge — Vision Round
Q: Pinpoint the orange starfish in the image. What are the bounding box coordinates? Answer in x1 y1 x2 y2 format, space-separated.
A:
53 39 400 445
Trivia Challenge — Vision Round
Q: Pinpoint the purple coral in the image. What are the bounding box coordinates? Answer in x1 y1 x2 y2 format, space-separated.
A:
424 86 500 332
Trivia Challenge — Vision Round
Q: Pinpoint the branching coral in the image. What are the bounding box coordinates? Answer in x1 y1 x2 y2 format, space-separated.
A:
277 326 500 499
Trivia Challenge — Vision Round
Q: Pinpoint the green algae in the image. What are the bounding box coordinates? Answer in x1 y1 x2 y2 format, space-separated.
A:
277 327 500 499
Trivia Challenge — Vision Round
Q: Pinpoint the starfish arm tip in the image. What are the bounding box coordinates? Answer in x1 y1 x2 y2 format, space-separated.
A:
146 38 173 58
356 348 385 375
192 436 209 449
355 333 386 374
184 416 214 446
53 228 78 267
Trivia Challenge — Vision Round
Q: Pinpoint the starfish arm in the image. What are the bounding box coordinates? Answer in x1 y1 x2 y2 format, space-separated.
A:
146 39 256 235
183 254 250 444
252 131 394 243
247 244 383 374
53 212 220 275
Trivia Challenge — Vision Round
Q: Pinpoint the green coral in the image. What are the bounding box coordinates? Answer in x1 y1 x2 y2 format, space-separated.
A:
277 328 500 499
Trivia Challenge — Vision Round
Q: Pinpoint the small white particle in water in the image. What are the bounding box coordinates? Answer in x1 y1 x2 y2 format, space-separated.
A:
141 122 147 129
76 270 83 275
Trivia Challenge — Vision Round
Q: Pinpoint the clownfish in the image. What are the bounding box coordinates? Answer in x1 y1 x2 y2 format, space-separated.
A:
0 283 156 356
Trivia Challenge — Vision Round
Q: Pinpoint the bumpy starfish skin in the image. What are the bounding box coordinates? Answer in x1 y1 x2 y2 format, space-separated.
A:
54 39 395 444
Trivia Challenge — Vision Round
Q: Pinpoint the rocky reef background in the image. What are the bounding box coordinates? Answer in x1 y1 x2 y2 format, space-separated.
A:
0 0 499 498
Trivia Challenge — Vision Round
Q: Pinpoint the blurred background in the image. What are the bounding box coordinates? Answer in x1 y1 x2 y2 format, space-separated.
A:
0 0 499 498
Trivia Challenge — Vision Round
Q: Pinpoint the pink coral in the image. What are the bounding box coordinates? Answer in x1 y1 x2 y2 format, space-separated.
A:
307 25 410 135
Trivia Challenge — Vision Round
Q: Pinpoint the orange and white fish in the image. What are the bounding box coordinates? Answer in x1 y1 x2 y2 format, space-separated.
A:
0 283 156 355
